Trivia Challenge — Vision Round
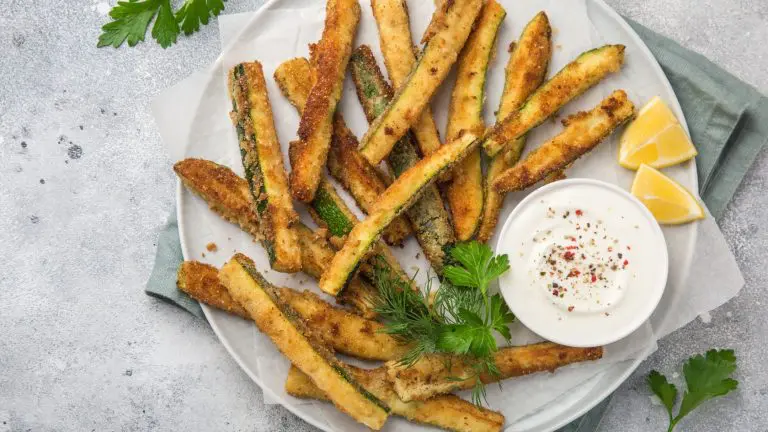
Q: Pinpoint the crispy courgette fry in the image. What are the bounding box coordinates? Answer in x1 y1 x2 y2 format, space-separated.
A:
493 90 635 193
370 0 444 162
319 132 479 296
286 365 505 432
290 0 360 202
173 158 380 318
228 62 301 273
476 12 552 243
349 45 456 274
359 0 484 165
482 44 626 157
219 255 390 429
178 261 409 361
386 342 604 402
444 0 506 241
274 57 412 246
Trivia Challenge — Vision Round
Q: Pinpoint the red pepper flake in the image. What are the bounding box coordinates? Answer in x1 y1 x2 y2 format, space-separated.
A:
568 306 575 312
563 251 575 261
591 274 597 283
568 269 581 278
623 259 629 267
552 290 559 297
575 209 583 216
565 245 579 250
627 245 631 250
607 246 613 252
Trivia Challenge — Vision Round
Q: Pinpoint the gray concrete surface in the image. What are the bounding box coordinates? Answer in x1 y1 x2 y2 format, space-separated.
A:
0 0 765 431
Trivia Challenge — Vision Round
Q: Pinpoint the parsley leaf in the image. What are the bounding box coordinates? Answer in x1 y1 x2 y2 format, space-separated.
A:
177 0 226 36
648 370 677 423
648 349 738 431
98 0 226 49
444 241 510 295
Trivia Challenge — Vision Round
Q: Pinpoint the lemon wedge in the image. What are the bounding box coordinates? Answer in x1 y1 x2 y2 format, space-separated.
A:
631 164 705 224
619 96 697 169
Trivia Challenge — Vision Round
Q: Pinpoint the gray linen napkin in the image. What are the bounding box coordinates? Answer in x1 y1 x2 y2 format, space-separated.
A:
145 19 766 431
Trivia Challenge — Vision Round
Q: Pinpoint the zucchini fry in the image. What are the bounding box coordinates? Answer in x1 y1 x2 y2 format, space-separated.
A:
476 12 552 242
274 57 412 246
445 0 506 241
370 0 444 161
483 44 626 157
350 45 456 274
493 90 635 193
320 132 479 296
290 0 360 202
386 342 604 402
287 365 505 432
178 261 409 361
219 255 389 429
359 0 484 165
173 158 379 318
228 62 301 273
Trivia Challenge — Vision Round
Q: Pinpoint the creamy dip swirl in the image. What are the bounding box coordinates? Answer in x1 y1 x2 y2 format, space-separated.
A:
497 179 668 347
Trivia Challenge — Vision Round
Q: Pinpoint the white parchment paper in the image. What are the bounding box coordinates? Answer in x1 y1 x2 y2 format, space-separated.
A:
151 0 744 429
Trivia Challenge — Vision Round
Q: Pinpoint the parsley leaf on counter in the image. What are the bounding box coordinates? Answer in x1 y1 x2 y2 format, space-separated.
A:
648 349 738 432
373 241 514 405
98 0 227 49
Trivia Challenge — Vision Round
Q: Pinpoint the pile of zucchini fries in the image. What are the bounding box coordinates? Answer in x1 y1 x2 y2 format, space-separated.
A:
173 0 640 429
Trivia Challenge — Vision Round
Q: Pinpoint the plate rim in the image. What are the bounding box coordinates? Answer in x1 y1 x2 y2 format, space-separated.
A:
175 0 700 430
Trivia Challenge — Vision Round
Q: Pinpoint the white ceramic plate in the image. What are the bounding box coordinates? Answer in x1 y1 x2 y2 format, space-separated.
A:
177 0 698 430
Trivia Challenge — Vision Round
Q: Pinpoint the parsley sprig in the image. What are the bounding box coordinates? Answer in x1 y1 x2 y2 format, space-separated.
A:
648 349 738 432
373 241 514 405
98 0 227 49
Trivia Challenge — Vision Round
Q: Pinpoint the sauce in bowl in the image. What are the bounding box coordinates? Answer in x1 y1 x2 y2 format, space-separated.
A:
496 179 668 347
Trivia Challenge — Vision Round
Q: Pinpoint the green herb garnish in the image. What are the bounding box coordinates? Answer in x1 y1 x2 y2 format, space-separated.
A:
648 349 738 431
98 0 226 49
373 241 514 405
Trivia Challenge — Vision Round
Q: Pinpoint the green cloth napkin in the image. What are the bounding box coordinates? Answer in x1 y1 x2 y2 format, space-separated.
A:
145 18 766 431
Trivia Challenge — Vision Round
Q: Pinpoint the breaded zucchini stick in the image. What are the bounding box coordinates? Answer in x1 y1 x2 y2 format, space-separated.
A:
493 90 635 193
228 62 301 273
286 365 505 432
320 132 479 296
386 342 604 402
370 0 444 160
290 0 360 202
445 0 506 241
274 57 412 246
173 158 380 318
349 45 456 274
219 255 390 429
359 0 484 165
483 44 626 157
476 12 552 242
177 261 409 361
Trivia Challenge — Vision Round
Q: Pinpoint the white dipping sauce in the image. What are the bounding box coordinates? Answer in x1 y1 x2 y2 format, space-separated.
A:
496 179 668 347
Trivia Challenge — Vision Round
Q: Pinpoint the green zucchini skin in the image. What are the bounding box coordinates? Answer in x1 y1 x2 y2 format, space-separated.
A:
444 0 506 241
482 44 626 157
350 45 456 274
358 0 485 165
228 62 301 273
219 254 390 429
320 132 479 296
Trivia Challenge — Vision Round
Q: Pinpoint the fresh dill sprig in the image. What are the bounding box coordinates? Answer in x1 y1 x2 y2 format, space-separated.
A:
371 241 514 405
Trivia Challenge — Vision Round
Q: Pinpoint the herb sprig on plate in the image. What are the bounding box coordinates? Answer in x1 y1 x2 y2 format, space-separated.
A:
648 349 738 432
373 241 515 405
98 0 227 49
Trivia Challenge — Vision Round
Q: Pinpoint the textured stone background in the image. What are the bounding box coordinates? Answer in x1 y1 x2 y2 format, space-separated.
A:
0 0 765 431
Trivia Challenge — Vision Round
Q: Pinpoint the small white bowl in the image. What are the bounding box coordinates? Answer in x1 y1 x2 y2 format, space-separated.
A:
495 178 668 347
